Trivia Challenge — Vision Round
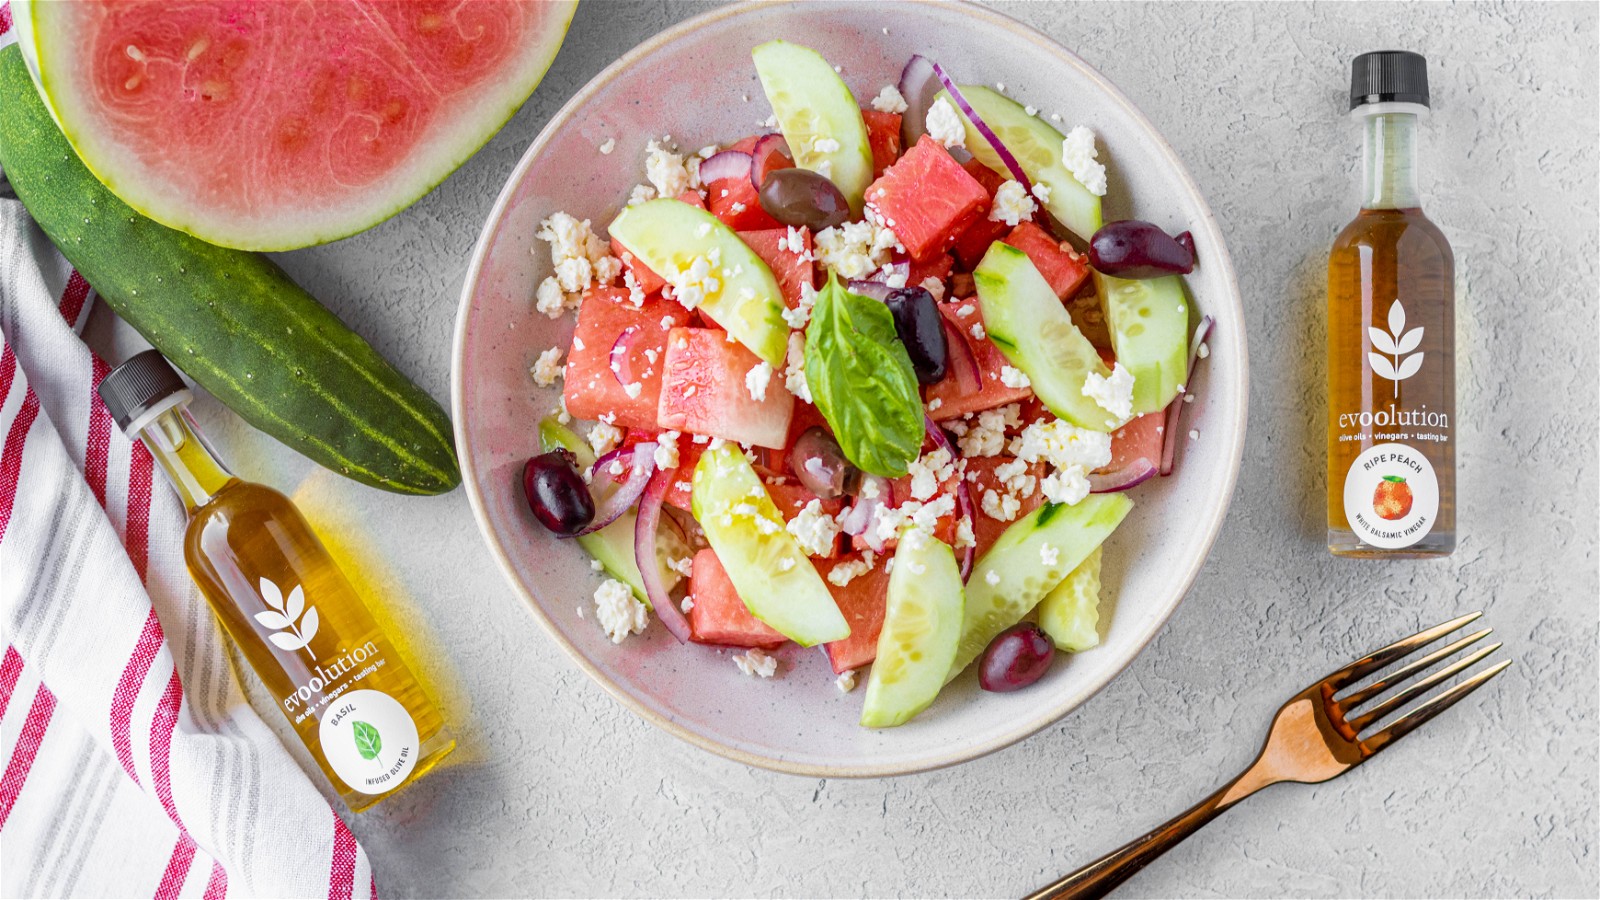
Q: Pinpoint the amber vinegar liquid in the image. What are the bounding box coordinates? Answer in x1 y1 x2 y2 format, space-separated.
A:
1327 109 1456 557
140 406 454 811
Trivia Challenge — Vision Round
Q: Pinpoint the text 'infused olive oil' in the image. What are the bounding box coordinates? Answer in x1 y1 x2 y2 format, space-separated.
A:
99 351 455 810
1327 51 1455 558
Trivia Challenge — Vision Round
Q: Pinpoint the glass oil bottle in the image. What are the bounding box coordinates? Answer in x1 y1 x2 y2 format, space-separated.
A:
99 350 456 810
1327 51 1455 558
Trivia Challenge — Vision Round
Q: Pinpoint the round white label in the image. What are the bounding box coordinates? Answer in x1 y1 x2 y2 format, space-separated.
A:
318 689 420 795
1342 442 1439 550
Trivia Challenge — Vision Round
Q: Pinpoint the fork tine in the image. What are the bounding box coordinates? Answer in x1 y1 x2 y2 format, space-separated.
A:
1363 659 1512 754
1339 628 1494 707
1325 611 1483 690
1347 642 1502 732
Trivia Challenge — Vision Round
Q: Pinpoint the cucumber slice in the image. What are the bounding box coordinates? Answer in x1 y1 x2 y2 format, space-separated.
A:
975 242 1121 432
1037 546 1102 652
690 443 850 646
860 529 965 729
940 85 1103 241
538 418 685 606
752 40 874 215
947 494 1132 681
608 199 788 367
1094 271 1191 415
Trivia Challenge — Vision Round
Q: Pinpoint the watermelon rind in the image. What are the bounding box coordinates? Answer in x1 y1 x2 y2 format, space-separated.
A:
18 0 578 252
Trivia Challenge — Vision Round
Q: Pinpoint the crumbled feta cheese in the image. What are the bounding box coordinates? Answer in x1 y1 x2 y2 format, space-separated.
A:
835 670 858 693
594 578 648 643
587 422 623 456
662 254 721 310
955 515 975 548
1198 341 1210 359
733 648 778 678
981 489 1021 522
654 430 681 470
984 569 1001 586
1061 126 1108 197
1013 417 1112 471
599 137 616 155
921 276 946 302
1039 468 1092 506
970 321 986 341
535 211 619 312
928 398 944 412
681 595 695 613
590 558 605 572
1031 182 1053 204
787 499 842 557
957 404 1021 457
745 361 773 401
623 382 643 399
827 556 872 586
925 96 966 149
783 333 812 403
1025 104 1038 116
666 554 694 578
555 396 572 424
531 347 564 386
534 276 567 318
627 184 656 206
812 137 841 155
1189 429 1200 440
871 84 909 114
906 448 956 501
1082 362 1135 426
989 180 1037 226
814 216 901 279
782 281 819 329
1040 543 1060 567
999 366 1031 389
644 138 693 197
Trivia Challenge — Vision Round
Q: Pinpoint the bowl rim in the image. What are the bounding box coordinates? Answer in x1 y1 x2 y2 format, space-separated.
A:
451 0 1249 778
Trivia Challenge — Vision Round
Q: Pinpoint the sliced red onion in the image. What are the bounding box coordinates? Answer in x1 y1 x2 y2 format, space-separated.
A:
749 134 793 190
1090 458 1159 493
898 55 940 149
847 279 894 302
788 426 856 499
609 326 643 387
1159 315 1215 476
940 317 982 395
568 442 657 538
698 149 753 185
929 60 1032 193
924 417 975 579
635 468 691 642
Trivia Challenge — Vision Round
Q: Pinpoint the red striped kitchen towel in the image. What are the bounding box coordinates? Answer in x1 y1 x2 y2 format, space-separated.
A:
0 40 379 898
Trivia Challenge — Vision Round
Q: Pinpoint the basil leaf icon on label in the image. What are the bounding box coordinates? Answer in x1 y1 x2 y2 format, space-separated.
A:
352 720 382 761
803 270 923 478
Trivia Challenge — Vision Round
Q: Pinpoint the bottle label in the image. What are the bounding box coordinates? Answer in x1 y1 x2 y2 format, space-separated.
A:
1343 442 1439 548
318 690 421 795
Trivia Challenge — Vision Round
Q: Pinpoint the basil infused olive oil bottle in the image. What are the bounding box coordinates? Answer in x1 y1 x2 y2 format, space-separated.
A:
1327 51 1455 557
99 351 455 810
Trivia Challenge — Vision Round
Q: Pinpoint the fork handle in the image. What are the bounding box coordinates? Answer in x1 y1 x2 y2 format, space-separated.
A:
1024 767 1274 900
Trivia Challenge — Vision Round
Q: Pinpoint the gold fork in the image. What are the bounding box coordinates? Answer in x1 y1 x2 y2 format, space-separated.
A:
1026 611 1511 900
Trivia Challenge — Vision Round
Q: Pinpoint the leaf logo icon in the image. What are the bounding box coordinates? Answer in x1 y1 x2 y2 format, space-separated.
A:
253 577 319 658
1367 299 1425 397
352 720 383 762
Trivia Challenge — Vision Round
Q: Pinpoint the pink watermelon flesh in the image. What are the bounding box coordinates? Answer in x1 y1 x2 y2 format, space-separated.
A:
23 0 576 250
657 327 795 449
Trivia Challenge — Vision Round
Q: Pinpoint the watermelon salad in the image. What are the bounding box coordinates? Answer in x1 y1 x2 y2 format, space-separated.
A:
518 41 1211 728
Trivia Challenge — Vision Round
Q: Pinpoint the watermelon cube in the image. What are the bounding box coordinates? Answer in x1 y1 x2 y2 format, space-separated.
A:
739 227 815 309
819 554 892 673
907 252 954 291
676 189 707 210
688 549 787 648
611 236 667 295
662 439 708 511
861 108 903 177
962 157 1009 196
563 288 692 430
963 456 1047 560
865 135 990 262
925 298 1034 420
709 176 782 231
657 327 795 449
1002 221 1090 299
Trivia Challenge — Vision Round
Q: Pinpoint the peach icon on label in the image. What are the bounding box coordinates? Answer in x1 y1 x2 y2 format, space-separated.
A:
1373 475 1413 521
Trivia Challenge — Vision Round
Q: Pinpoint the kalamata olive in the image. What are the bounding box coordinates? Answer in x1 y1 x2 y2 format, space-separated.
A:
1089 219 1197 279
758 168 852 231
884 286 947 385
522 449 594 536
978 623 1056 692
788 426 861 499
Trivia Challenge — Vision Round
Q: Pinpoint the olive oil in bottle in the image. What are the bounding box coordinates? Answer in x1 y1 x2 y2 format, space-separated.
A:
1327 51 1455 558
99 351 455 810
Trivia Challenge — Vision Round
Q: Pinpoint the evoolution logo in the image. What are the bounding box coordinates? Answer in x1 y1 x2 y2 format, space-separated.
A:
1368 299 1424 398
254 577 319 657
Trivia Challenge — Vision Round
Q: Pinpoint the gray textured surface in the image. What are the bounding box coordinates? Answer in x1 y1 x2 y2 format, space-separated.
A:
90 1 1600 897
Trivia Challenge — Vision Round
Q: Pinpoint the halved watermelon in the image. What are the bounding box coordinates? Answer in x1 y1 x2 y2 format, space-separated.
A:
14 0 577 251
564 289 691 431
820 554 892 673
657 327 795 449
865 134 990 261
739 227 815 309
926 298 1034 420
688 549 788 648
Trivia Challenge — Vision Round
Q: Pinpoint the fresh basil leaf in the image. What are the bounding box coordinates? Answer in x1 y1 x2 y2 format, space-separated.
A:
804 271 923 478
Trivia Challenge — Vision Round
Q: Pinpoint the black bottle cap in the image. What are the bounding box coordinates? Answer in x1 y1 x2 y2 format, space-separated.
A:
97 349 188 432
1350 51 1429 110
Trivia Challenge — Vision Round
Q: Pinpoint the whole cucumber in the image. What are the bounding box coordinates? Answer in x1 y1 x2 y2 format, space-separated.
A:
0 46 459 495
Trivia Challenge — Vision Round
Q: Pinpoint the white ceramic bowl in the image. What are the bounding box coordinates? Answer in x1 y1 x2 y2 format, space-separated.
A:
452 0 1247 776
